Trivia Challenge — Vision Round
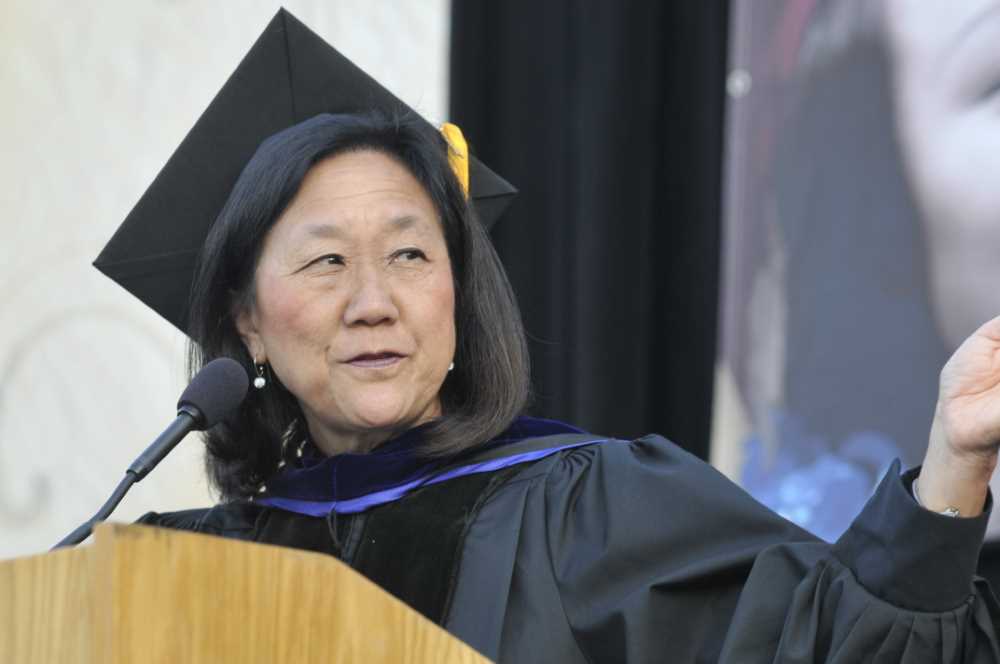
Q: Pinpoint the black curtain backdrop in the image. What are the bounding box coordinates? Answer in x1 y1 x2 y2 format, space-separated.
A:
450 1 730 458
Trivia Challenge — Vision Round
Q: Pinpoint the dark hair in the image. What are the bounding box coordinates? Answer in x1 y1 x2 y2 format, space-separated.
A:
188 112 530 501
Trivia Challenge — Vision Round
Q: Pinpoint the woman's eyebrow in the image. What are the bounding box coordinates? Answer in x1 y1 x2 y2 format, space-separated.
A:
300 216 425 240
303 222 347 240
382 215 437 238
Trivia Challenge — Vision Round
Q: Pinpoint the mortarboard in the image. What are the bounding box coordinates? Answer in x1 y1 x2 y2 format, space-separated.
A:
94 8 516 334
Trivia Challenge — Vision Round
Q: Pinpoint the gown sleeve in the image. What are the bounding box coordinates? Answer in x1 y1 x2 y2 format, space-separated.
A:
542 435 1000 663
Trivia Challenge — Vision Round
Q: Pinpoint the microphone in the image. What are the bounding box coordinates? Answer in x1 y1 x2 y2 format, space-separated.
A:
52 358 249 549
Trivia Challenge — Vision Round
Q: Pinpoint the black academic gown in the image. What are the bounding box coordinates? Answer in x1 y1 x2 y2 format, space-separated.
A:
140 434 1000 662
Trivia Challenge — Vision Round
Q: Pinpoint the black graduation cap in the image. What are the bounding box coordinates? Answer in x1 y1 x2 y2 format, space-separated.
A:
94 8 516 334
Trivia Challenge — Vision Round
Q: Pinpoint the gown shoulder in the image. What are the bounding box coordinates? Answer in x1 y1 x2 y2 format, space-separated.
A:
534 434 1000 662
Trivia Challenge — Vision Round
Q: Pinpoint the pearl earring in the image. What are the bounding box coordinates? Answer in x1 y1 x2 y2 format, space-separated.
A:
448 361 455 372
253 357 267 389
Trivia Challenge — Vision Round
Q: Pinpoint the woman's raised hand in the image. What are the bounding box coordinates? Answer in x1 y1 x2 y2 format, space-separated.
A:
919 315 1000 516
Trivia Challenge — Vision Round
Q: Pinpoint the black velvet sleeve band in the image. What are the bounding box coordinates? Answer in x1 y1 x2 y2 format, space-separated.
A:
832 461 991 612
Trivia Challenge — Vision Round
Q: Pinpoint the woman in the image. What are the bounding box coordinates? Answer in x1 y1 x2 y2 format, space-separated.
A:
185 111 529 493
103 9 1000 663
133 109 1000 662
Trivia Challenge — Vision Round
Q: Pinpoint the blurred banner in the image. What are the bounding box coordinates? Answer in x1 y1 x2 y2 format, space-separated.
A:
713 0 1000 541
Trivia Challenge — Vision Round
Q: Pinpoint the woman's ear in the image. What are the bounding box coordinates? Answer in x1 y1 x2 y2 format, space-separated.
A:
235 304 264 362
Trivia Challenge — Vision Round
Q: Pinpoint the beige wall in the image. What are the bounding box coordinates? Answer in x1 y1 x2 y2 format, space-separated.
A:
0 0 448 557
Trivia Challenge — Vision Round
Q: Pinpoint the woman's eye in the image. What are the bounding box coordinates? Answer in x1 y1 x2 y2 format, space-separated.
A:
393 248 427 262
309 254 345 268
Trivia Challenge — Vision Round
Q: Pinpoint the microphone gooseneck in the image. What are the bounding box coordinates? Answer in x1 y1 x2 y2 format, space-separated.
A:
52 358 249 549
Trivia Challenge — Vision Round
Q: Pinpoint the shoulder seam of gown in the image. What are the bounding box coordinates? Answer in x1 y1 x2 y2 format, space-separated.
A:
468 443 607 512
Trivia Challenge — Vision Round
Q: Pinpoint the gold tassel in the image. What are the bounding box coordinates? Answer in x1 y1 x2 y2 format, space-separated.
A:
441 122 470 199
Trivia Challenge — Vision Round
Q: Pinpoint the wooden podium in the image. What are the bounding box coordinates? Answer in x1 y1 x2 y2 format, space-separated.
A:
0 523 491 663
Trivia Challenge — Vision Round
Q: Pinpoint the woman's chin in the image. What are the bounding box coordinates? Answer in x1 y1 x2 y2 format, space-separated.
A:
349 409 411 433
344 397 436 435
303 384 444 450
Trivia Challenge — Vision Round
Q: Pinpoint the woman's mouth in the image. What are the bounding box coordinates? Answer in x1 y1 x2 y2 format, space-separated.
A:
346 352 405 369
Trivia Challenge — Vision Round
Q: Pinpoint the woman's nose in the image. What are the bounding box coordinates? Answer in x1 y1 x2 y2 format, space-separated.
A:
343 267 399 326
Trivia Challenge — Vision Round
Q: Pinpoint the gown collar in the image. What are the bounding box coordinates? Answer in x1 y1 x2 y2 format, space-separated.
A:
258 416 585 507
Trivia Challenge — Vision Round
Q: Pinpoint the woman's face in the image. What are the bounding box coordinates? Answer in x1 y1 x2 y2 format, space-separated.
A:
237 149 456 453
887 0 1000 349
